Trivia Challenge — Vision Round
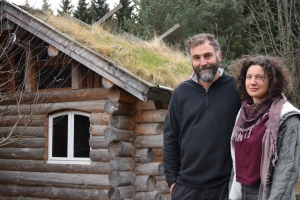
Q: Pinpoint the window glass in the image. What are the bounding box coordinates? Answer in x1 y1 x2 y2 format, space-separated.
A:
52 115 68 157
37 65 71 90
74 114 90 158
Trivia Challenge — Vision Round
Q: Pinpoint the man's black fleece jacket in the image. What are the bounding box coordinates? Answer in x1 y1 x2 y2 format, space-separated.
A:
163 74 241 189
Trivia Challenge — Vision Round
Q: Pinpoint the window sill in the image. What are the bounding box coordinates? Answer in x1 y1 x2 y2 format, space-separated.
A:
47 159 91 165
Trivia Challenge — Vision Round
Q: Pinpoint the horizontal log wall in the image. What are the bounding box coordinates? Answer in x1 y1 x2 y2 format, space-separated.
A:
0 171 109 189
0 87 113 199
107 98 169 199
0 84 171 199
0 88 109 105
0 100 106 115
0 184 109 200
132 100 169 199
0 159 110 174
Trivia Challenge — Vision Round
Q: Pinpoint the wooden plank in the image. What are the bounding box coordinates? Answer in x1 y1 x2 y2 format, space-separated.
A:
133 163 164 176
134 100 170 111
109 170 135 187
79 65 87 89
0 138 44 148
108 185 135 199
0 100 106 115
108 88 137 103
104 100 135 116
134 123 163 135
96 3 123 25
89 136 109 149
109 157 135 171
0 171 110 189
153 148 163 156
133 135 163 149
109 115 136 130
135 191 162 200
89 125 108 136
155 175 166 181
0 184 109 200
72 61 80 89
24 50 35 93
154 155 163 162
0 126 45 137
132 175 156 192
133 149 155 163
93 72 101 88
108 141 136 156
134 100 157 110
0 159 110 174
158 23 180 40
0 88 109 105
156 180 169 194
0 115 45 126
104 127 135 142
133 110 167 123
89 149 112 162
89 112 110 125
0 148 45 160
87 69 94 88
0 196 51 200
162 194 172 200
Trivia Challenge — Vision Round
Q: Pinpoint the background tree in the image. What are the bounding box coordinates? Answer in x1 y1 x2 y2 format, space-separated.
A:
115 0 134 31
57 0 73 16
198 0 252 65
41 0 52 12
73 0 89 23
88 0 110 24
131 0 250 66
245 0 300 107
131 0 200 43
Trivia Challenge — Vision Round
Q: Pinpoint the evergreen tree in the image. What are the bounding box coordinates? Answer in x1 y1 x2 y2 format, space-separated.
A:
199 0 251 61
73 0 89 23
41 0 52 12
88 0 109 24
132 0 250 63
115 0 134 31
132 0 201 44
57 0 73 16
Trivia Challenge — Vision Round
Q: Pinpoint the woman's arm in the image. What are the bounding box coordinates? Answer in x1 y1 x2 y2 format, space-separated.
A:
268 115 300 199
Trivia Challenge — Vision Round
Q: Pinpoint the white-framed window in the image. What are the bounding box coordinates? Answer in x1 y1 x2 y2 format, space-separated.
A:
48 111 91 164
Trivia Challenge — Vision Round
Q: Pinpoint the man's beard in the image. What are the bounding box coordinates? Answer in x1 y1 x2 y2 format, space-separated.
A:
193 62 219 82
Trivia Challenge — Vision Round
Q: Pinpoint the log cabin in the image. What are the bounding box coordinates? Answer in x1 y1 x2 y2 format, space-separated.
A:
0 1 191 199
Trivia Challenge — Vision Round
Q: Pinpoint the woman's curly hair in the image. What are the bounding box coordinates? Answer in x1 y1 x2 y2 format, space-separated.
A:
231 55 292 99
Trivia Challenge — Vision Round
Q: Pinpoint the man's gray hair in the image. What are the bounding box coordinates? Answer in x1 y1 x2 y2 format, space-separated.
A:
185 33 221 61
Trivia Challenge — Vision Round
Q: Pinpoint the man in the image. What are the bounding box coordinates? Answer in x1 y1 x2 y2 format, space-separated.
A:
163 33 241 200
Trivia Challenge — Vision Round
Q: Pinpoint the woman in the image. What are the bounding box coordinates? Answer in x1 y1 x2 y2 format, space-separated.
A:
229 55 300 200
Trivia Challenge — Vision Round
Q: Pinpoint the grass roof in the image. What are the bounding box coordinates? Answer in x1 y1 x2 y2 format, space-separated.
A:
32 11 192 89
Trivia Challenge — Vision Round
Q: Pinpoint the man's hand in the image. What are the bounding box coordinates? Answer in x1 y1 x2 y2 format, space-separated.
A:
170 182 176 193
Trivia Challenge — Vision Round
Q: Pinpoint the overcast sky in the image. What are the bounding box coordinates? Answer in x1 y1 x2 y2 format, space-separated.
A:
7 0 120 14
